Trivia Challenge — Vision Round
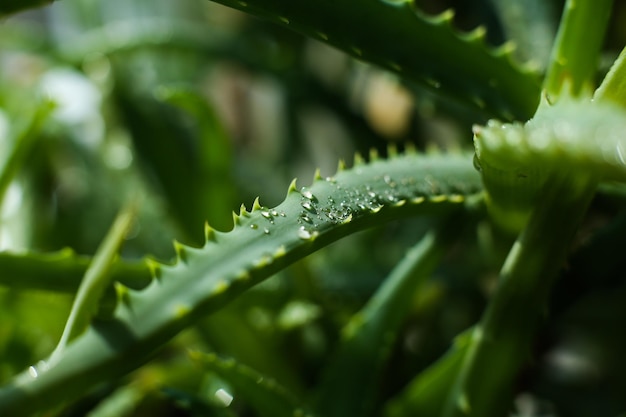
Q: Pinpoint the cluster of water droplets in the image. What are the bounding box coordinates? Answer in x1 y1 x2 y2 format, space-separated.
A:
294 171 453 241
249 208 286 236
297 188 321 240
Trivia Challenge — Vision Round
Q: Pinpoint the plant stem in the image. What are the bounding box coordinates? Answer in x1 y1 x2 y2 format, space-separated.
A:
543 0 613 98
443 174 597 417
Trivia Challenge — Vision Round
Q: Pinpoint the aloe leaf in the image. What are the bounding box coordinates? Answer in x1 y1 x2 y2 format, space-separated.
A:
0 151 482 415
208 0 540 121
190 352 310 417
442 175 597 417
0 249 151 293
543 0 613 98
385 328 472 417
474 97 626 232
595 46 626 106
113 82 230 245
488 0 557 68
196 309 306 397
154 86 236 232
51 202 138 359
313 217 465 417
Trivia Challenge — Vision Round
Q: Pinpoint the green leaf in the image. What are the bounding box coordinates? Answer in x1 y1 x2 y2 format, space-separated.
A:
488 0 557 68
474 96 626 232
51 202 138 358
0 249 151 293
0 99 54 207
385 329 472 417
313 218 465 417
154 86 236 232
595 46 626 106
543 0 613 98
208 0 541 120
0 150 482 415
190 352 310 417
113 82 230 245
442 175 597 417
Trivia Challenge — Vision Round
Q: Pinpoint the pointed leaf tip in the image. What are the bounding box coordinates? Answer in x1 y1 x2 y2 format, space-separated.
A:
252 197 263 211
173 240 187 263
205 223 217 242
387 144 399 158
353 152 365 166
288 178 298 194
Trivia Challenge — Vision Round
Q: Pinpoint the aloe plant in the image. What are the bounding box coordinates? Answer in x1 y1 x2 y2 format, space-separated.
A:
1 0 626 416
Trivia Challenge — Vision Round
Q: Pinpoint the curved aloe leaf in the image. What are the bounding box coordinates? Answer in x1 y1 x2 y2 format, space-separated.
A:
0 249 151 293
474 97 626 231
313 217 466 417
190 352 311 417
385 328 472 417
113 83 233 244
543 0 613 98
488 0 557 68
442 175 597 417
208 0 541 121
52 203 137 358
0 150 481 415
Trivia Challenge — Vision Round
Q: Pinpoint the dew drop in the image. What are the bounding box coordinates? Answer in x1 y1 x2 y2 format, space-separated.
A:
300 214 313 223
301 188 316 201
301 201 317 213
261 211 272 220
264 228 270 235
215 388 234 407
250 224 258 230
383 175 396 187
298 227 318 240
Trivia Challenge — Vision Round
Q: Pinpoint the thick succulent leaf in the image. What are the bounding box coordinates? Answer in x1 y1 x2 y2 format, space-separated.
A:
385 329 472 417
190 352 310 417
155 86 237 232
113 83 233 245
51 204 137 357
474 97 626 231
543 0 613 98
595 45 626 107
0 249 151 293
0 151 482 415
208 0 541 121
313 219 464 417
488 0 557 68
